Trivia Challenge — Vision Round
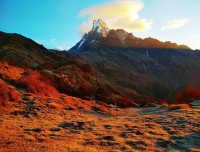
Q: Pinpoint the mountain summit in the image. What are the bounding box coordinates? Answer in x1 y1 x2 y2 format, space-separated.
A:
69 19 190 52
70 19 110 52
92 19 110 37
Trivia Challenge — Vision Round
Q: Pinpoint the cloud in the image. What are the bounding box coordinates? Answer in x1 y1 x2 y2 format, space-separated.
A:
189 41 200 50
56 46 65 50
50 39 56 42
191 35 200 39
79 21 92 35
78 0 152 35
161 19 189 30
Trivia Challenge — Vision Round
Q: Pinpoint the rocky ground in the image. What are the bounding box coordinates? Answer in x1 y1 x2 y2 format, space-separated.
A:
0 93 199 152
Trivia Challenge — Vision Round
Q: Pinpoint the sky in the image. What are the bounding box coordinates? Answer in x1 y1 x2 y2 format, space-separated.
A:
0 0 200 50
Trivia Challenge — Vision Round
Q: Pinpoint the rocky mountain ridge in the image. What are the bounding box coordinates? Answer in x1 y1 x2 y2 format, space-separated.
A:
69 19 190 52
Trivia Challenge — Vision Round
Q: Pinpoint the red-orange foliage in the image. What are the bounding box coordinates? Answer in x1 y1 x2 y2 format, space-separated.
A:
175 85 200 104
78 82 93 98
19 70 60 97
117 97 135 108
41 71 95 99
0 81 20 107
9 88 20 101
134 96 156 107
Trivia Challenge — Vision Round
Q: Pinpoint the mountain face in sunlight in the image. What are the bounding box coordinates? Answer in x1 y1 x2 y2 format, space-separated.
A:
68 19 200 102
69 19 190 52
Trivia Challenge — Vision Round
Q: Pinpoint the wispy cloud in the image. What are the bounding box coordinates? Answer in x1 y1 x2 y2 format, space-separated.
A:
191 35 200 39
50 38 56 42
78 0 152 35
56 46 65 50
161 19 189 30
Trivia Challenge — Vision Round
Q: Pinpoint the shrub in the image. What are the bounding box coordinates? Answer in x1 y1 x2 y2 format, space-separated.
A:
78 82 93 98
135 96 156 107
80 64 93 73
175 85 200 104
95 87 110 102
41 70 91 97
0 83 9 104
157 100 168 106
0 81 20 107
19 70 60 97
9 87 20 101
117 97 135 108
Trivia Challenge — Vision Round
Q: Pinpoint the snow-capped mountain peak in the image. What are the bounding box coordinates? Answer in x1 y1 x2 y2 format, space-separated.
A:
92 19 109 37
69 19 191 52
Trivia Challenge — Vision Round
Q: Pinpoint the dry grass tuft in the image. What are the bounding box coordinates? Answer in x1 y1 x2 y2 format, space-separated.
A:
0 79 20 107
47 102 63 110
167 104 191 110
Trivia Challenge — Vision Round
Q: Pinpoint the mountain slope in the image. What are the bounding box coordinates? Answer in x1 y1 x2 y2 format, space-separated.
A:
0 31 64 68
69 19 200 102
0 31 138 106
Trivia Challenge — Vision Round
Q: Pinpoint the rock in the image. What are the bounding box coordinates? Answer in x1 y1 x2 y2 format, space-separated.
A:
58 121 86 130
157 140 172 148
24 128 42 133
190 100 200 107
104 125 112 129
126 141 147 148
144 103 161 108
32 128 42 132
102 136 115 141
83 141 95 145
23 101 37 118
76 122 85 130
135 130 144 135
119 132 127 138
58 122 75 128
6 141 14 145
99 141 118 146
64 107 75 111
10 110 23 116
176 118 188 124
26 101 35 106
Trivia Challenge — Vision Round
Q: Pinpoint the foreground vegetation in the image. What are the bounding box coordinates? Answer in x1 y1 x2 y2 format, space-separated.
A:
0 62 200 151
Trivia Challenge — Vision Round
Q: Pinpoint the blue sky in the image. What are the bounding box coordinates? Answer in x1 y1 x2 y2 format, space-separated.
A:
1 0 200 50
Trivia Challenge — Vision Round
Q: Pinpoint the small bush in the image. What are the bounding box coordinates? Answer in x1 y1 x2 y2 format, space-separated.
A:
135 96 156 107
19 70 60 97
117 97 135 108
175 86 200 104
80 64 93 73
0 83 9 101
0 81 20 107
9 87 20 101
78 82 94 98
